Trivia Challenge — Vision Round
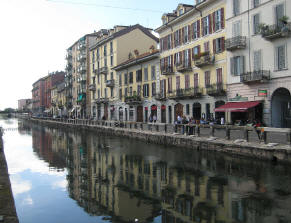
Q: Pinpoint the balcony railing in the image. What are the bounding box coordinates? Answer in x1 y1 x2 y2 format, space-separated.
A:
77 75 86 83
194 53 215 67
78 65 86 74
100 66 108 74
77 53 86 62
154 93 167 101
168 87 202 99
78 41 86 50
106 79 115 87
225 36 246 51
240 70 270 83
176 61 192 72
261 23 291 40
206 83 226 96
66 52 72 60
161 66 174 75
66 64 72 71
95 98 109 104
124 96 142 105
89 84 96 91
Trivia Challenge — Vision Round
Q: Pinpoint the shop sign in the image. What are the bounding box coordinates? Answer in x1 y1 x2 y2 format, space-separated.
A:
258 89 267 97
228 95 248 102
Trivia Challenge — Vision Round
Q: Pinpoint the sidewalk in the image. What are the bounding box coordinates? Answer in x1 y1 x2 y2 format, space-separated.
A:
0 134 19 223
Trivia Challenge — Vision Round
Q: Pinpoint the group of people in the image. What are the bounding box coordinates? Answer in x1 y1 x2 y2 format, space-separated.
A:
149 114 157 123
175 115 225 125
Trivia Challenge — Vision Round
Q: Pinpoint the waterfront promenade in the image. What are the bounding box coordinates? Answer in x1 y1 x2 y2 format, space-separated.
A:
29 117 291 163
0 128 19 223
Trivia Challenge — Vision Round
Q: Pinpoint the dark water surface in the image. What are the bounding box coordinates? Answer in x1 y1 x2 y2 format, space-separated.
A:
1 118 291 223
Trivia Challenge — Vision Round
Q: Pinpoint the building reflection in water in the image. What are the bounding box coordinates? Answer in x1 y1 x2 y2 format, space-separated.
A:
30 124 291 223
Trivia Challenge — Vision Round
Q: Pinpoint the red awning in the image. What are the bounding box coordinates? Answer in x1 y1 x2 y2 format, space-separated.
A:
214 101 261 112
151 105 157 111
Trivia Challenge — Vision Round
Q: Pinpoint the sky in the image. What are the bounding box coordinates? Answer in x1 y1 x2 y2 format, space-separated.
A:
0 0 194 110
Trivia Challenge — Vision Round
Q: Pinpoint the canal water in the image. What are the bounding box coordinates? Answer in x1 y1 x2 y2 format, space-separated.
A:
1 118 291 223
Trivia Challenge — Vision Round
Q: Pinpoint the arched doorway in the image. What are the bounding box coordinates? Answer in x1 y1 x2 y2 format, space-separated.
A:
137 106 143 122
118 107 123 121
271 88 291 127
174 103 183 121
192 103 201 120
215 100 225 120
161 105 166 123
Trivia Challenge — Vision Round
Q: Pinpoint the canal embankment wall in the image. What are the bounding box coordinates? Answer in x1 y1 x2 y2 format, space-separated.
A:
0 128 19 223
29 118 291 164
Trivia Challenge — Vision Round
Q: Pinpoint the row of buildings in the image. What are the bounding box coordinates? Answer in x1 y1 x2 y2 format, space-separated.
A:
32 0 291 127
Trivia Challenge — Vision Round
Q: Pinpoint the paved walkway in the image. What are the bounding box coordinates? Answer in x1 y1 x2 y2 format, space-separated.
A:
0 135 19 223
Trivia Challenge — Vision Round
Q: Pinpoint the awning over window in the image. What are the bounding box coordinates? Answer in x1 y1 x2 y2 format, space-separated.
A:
214 101 261 113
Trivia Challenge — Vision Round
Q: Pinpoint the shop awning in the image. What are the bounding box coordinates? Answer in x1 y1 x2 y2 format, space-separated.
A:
214 101 261 112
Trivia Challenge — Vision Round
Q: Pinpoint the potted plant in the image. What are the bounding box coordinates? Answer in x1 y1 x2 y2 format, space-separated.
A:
280 16 289 25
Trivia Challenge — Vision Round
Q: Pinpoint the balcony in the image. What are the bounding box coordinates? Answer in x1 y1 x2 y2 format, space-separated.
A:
77 53 86 62
206 83 226 96
95 98 109 104
168 87 202 99
89 84 96 91
78 41 86 50
100 66 108 74
154 93 167 101
176 61 192 73
66 51 72 60
161 66 174 75
240 70 270 84
77 75 86 83
260 23 291 41
66 64 72 71
225 36 246 51
78 65 86 74
106 79 115 87
194 52 215 67
124 95 142 105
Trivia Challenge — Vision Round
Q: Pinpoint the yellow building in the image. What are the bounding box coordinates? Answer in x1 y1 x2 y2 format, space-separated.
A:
56 82 66 117
155 1 227 123
89 25 159 120
113 48 161 122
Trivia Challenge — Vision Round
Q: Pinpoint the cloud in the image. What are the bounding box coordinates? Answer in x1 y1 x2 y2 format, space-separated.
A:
22 195 34 206
10 176 32 196
52 180 67 190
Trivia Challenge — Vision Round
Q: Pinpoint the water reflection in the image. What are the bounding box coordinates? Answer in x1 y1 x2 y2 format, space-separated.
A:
14 120 291 222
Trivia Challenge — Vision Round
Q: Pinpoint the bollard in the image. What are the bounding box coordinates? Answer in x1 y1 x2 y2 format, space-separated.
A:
210 126 215 137
287 132 291 145
226 127 230 140
262 129 267 144
244 129 249 142
196 125 200 137
164 124 167 133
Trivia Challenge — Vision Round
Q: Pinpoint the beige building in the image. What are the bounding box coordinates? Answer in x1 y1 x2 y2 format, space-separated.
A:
88 25 159 120
155 1 227 123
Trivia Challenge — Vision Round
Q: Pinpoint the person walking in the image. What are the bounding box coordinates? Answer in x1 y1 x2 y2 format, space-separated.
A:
153 114 157 123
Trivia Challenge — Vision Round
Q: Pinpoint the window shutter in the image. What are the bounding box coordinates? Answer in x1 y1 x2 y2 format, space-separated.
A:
276 4 284 27
191 23 194 39
222 37 225 51
172 33 175 48
174 53 176 65
182 28 184 44
217 68 222 83
213 39 216 54
201 18 204 36
221 8 225 29
176 76 180 90
208 15 212 34
198 45 201 55
240 56 245 75
171 55 174 70
165 36 168 50
188 49 191 66
194 73 198 87
143 85 145 97
197 20 200 38
179 29 182 45
230 58 234 75
188 25 191 41
212 12 216 32
192 47 195 59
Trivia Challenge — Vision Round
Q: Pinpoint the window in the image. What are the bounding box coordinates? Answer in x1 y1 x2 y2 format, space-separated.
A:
144 67 148 81
192 21 200 39
110 55 113 66
143 84 149 97
151 66 156 80
119 74 122 86
205 71 211 87
216 68 223 84
179 8 183 16
92 51 95 63
185 74 190 89
110 88 114 98
275 4 285 28
136 70 142 82
176 76 180 90
253 0 260 8
184 50 190 67
167 35 172 49
129 87 132 96
110 42 113 54
232 21 241 37
253 50 262 71
125 87 128 97
129 72 133 84
233 0 240 16
110 72 113 80
204 41 209 52
202 16 210 36
213 37 225 54
124 73 128 85
104 45 107 56
97 89 100 98
105 88 107 98
184 26 189 43
214 9 222 31
104 58 107 67
275 45 286 70
152 82 156 96
174 30 180 47
194 73 199 87
168 77 172 93
253 14 260 35
193 45 200 57
231 56 245 75
175 52 181 65
163 18 167 25
92 63 95 73
97 74 100 84
97 48 100 60
137 85 141 96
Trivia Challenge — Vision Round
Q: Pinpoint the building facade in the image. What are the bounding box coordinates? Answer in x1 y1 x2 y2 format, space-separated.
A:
18 99 32 112
65 33 99 118
156 1 227 124
113 49 161 122
226 0 291 127
32 78 45 115
89 25 159 120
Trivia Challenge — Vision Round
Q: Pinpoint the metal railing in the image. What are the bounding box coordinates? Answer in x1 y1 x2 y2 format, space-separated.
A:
240 70 270 83
225 36 246 51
